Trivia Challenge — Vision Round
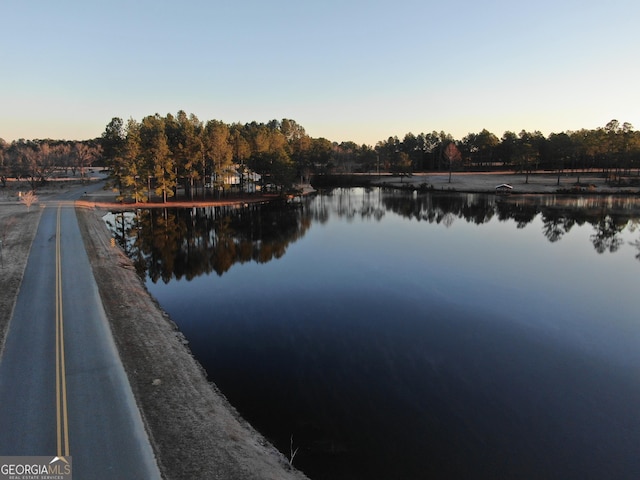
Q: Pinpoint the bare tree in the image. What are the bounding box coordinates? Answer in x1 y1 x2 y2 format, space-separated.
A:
20 191 38 211
20 142 57 189
73 143 100 180
444 142 462 183
50 143 72 175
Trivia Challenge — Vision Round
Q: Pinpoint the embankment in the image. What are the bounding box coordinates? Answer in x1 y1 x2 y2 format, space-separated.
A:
76 205 308 480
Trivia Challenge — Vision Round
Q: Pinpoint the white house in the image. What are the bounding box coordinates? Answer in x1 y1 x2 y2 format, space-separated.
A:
210 167 261 193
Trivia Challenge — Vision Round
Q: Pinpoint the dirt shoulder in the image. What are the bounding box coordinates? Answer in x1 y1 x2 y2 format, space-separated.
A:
76 205 308 480
0 204 42 355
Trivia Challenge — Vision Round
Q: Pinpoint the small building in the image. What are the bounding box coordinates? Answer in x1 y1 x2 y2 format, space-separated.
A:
495 184 513 195
211 167 261 193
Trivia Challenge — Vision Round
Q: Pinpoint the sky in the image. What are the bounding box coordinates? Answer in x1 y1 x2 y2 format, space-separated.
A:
1 0 639 145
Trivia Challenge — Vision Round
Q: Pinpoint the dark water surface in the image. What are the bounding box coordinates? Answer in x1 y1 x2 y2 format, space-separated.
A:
106 189 640 479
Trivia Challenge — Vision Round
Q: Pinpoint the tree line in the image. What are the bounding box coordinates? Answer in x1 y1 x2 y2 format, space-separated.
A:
0 138 101 189
375 120 640 184
101 112 640 203
2 114 639 199
100 112 342 202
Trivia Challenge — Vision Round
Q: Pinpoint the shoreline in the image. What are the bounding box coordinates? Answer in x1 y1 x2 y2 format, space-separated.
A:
326 171 640 195
76 204 309 480
0 176 307 479
77 193 283 210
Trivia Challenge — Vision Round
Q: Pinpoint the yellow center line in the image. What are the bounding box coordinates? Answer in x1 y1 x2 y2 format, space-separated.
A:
55 205 70 457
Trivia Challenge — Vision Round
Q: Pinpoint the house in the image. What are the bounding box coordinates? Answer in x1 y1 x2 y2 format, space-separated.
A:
210 166 261 193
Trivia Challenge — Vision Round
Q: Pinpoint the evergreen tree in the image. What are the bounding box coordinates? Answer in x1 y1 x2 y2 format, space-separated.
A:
140 115 175 203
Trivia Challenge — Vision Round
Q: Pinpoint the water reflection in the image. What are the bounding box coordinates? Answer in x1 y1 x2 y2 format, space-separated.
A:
379 189 640 251
104 188 640 479
105 189 640 283
106 201 311 282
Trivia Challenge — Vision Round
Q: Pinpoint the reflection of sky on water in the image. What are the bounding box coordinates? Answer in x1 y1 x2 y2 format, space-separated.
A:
139 190 640 479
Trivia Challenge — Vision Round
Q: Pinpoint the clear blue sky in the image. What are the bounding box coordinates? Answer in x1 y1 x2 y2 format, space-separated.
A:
2 0 639 145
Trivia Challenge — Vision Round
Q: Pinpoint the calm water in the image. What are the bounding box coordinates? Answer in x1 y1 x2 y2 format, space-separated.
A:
106 189 640 479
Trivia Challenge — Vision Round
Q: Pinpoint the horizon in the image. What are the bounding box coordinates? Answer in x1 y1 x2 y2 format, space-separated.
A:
0 113 630 146
2 0 639 145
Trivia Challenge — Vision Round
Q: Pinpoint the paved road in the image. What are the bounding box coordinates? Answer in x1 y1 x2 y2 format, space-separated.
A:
0 183 161 479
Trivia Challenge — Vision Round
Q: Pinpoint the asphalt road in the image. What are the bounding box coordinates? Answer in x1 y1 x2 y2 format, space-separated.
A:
0 182 161 479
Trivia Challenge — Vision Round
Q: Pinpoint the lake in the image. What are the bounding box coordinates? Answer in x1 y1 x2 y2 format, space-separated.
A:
106 188 640 479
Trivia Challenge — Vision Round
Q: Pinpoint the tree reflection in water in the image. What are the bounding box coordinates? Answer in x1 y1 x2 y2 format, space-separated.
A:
106 201 311 283
380 190 640 255
105 190 640 283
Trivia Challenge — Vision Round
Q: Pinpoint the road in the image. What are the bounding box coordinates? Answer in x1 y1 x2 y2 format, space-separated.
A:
0 182 161 479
